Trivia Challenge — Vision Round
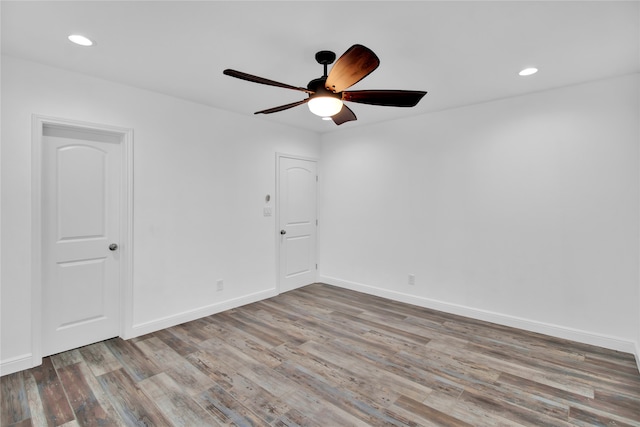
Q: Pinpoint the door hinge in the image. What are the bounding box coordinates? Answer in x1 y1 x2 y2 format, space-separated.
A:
316 175 318 182
316 264 318 270
316 219 318 226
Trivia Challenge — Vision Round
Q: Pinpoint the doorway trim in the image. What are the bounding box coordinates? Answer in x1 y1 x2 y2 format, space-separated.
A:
31 115 133 367
275 153 319 294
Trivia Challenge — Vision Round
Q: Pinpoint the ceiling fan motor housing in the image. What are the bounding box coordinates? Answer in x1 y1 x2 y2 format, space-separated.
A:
307 77 341 100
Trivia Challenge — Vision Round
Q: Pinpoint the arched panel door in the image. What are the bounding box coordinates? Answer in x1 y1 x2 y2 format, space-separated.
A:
278 156 318 293
41 125 122 356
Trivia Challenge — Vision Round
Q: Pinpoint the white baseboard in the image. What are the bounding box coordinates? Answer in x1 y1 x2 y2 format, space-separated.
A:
0 353 34 377
320 275 638 360
126 288 279 339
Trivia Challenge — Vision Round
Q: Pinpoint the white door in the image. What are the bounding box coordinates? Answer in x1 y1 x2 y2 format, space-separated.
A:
41 125 121 356
278 156 318 293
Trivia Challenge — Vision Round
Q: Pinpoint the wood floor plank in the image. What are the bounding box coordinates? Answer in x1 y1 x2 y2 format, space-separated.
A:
135 336 216 396
324 334 469 399
249 303 335 345
30 357 75 426
201 316 285 369
420 389 527 426
294 340 433 404
496 371 592 406
276 388 371 427
497 372 640 427
151 328 200 357
138 373 219 426
97 368 173 426
584 350 640 375
196 383 271 426
458 386 576 427
4 419 32 427
278 341 402 409
271 408 315 427
460 343 596 398
0 372 30 426
462 375 571 422
225 374 292 423
593 388 640 422
275 360 417 426
185 350 238 391
225 309 309 347
243 396 291 425
172 318 216 343
50 350 83 370
78 342 122 377
2 283 639 426
393 348 502 388
23 370 48 427
354 307 467 349
568 405 638 427
330 310 432 346
197 338 297 398
393 394 474 427
465 339 636 398
55 362 123 427
103 337 161 382
212 311 286 348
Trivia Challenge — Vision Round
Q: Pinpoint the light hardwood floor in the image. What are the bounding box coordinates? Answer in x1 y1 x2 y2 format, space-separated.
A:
2 283 639 426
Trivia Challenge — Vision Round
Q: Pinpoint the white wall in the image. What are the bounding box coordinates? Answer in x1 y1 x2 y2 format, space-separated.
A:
319 74 640 354
2 54 638 374
1 56 320 374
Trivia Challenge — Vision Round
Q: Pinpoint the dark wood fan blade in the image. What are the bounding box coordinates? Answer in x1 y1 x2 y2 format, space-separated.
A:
342 90 427 107
224 69 313 94
325 45 380 93
255 98 310 115
332 104 357 125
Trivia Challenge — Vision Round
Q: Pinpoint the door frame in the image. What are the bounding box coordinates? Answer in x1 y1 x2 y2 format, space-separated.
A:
31 115 133 367
275 153 319 294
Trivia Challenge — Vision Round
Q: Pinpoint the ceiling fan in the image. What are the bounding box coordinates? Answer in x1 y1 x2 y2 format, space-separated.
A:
223 44 427 125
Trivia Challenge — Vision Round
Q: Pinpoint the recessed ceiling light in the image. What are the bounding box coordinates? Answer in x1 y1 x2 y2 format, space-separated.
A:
519 67 538 76
68 34 94 47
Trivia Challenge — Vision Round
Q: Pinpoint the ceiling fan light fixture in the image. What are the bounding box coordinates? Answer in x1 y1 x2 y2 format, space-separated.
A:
308 96 343 117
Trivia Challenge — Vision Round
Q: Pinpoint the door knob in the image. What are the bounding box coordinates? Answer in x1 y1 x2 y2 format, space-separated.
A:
280 230 286 235
109 243 118 251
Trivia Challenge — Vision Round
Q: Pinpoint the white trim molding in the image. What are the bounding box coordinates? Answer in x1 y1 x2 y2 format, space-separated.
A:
320 275 639 358
0 354 33 377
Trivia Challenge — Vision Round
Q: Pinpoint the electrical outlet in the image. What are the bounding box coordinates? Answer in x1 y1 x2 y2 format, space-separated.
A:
408 274 415 285
216 279 224 291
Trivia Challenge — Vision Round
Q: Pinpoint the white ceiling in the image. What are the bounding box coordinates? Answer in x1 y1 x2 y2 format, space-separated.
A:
2 1 639 134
